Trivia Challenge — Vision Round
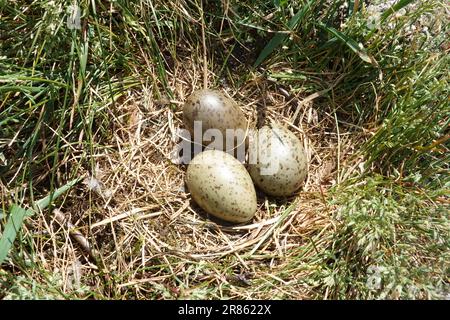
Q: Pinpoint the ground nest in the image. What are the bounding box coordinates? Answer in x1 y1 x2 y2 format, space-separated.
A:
37 61 366 299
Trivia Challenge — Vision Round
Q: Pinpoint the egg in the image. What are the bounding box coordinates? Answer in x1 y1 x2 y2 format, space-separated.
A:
247 124 308 197
183 89 248 154
186 150 257 223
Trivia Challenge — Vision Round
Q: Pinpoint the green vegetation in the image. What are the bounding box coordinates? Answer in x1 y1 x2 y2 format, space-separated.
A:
1 0 448 299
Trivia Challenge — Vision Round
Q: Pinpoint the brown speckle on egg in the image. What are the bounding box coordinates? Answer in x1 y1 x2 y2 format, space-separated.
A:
183 89 250 156
186 150 257 223
248 124 308 197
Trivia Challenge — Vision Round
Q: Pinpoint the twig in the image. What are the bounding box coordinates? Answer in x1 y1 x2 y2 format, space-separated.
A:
278 73 347 124
247 201 298 256
90 205 160 229
53 209 97 262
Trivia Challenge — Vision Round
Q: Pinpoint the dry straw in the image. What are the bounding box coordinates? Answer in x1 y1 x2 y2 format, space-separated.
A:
32 56 367 299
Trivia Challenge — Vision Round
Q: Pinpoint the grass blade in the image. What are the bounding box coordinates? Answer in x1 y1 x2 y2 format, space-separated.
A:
0 205 31 265
318 22 377 65
366 0 416 39
381 0 415 21
33 177 82 213
253 1 313 67
0 178 81 265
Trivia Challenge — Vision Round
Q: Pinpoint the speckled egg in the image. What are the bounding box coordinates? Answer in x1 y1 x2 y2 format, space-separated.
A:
247 124 308 197
183 89 248 153
186 150 257 223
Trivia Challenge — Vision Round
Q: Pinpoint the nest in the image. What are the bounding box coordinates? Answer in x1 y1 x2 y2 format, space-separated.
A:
34 58 364 299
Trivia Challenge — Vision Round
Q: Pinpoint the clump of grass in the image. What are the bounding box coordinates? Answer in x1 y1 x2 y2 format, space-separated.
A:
1 0 448 299
307 1 449 299
316 175 449 299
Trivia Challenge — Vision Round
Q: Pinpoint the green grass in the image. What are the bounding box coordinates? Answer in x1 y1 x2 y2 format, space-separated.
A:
1 0 449 299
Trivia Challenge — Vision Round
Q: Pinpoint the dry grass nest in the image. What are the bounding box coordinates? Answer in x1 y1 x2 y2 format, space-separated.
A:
33 59 367 299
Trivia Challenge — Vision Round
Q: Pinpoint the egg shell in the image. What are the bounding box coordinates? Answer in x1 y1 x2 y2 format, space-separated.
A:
186 150 257 223
183 89 248 153
248 124 308 197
